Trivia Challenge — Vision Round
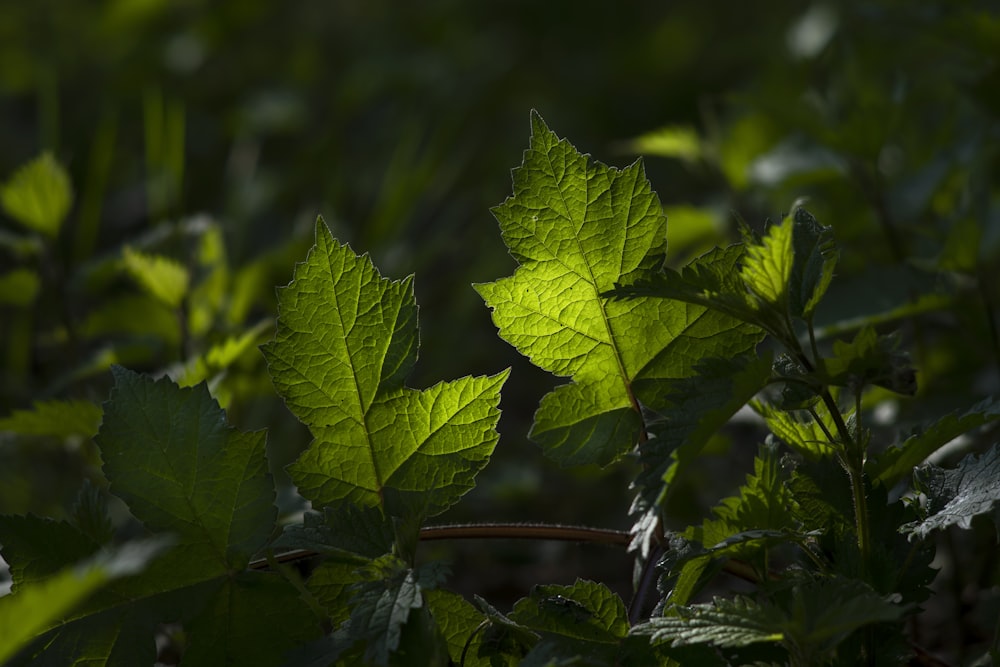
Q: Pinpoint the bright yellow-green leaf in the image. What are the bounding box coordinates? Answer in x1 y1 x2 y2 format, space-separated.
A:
0 153 73 239
476 112 760 467
122 245 190 308
263 219 508 516
741 217 794 308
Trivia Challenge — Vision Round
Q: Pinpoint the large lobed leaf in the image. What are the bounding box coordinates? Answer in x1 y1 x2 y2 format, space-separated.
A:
0 368 319 664
263 219 507 516
477 112 759 466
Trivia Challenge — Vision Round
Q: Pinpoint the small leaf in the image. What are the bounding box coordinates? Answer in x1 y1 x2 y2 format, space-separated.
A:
0 268 40 307
264 218 508 517
824 326 916 395
901 443 1000 539
752 401 838 459
0 153 73 239
122 245 190 308
423 589 492 667
275 505 394 561
869 397 1000 488
626 125 703 162
788 207 838 319
0 399 102 439
511 580 629 643
741 215 794 310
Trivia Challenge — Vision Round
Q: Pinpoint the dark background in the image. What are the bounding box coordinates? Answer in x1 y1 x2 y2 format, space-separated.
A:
2 1 999 662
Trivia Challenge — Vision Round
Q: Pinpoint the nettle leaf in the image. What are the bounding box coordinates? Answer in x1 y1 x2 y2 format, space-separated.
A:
901 443 1000 540
741 214 794 310
423 589 493 667
870 397 1000 488
0 153 72 239
634 353 773 513
638 576 904 661
122 246 190 309
510 580 628 666
665 443 801 605
823 326 916 395
612 207 835 344
752 401 838 459
477 112 758 466
788 207 837 319
263 219 508 516
634 596 784 650
0 399 102 439
608 244 758 325
345 556 451 666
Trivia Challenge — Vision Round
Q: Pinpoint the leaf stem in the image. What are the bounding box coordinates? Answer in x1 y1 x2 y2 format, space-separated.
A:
418 522 631 545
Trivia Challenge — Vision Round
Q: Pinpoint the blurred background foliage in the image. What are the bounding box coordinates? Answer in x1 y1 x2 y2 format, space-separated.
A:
1 0 999 662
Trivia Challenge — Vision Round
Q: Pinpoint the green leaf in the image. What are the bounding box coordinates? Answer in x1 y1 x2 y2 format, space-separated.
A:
608 244 759 326
122 245 190 309
869 397 1000 488
96 366 275 567
752 401 838 459
3 368 321 664
788 207 838 319
901 443 1000 539
511 580 628 644
637 577 904 661
424 589 492 667
0 268 40 307
626 125 703 162
0 399 103 439
634 353 773 513
634 596 785 649
0 540 165 665
0 153 72 239
345 556 448 666
276 506 395 561
824 326 917 395
741 214 794 310
476 112 759 466
263 218 508 516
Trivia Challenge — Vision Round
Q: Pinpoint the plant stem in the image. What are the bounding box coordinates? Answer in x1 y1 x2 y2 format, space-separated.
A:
418 522 631 545
818 389 870 576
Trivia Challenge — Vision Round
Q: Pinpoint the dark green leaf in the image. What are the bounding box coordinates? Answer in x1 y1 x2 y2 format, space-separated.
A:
901 443 1000 539
869 398 1000 488
0 399 103 439
97 366 275 568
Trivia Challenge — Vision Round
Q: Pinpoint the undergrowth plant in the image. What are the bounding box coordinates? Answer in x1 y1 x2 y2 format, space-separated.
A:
3 112 1000 666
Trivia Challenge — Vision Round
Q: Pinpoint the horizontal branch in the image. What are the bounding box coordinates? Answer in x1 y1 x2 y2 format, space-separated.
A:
249 522 631 570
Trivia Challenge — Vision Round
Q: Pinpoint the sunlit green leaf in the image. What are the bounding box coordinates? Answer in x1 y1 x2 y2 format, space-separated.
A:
477 112 758 466
263 219 508 516
0 153 72 239
741 215 794 310
122 245 190 308
627 125 703 162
